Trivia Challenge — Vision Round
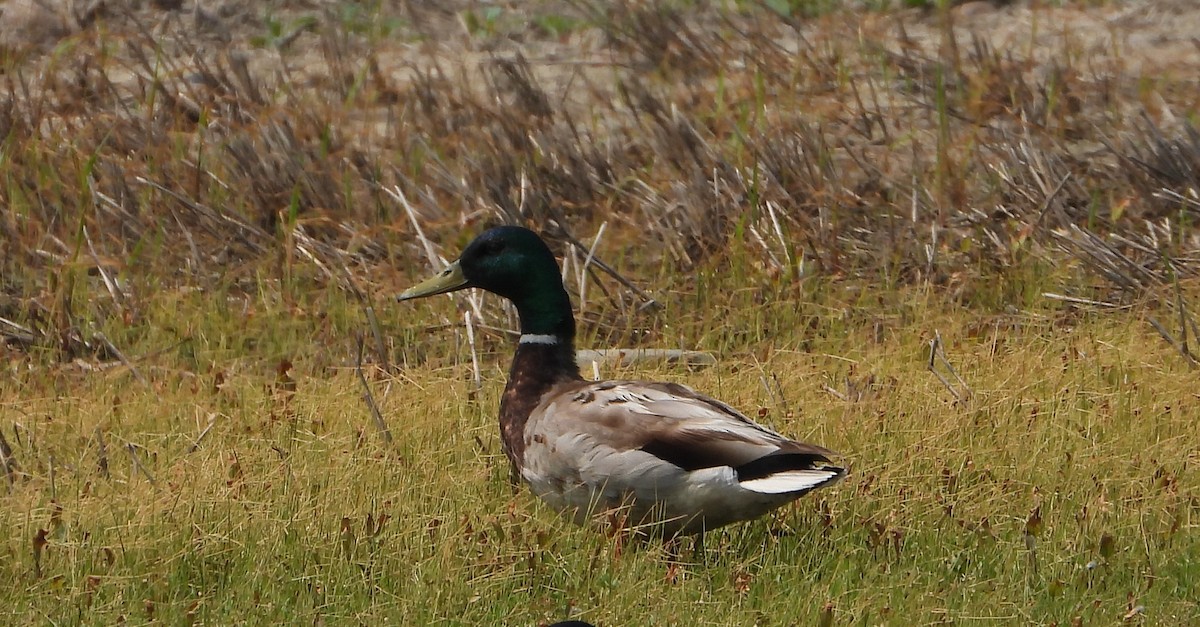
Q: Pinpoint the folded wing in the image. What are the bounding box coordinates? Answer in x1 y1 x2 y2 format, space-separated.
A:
535 380 845 494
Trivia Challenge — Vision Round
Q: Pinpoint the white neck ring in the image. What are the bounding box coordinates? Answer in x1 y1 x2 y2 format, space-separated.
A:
519 334 559 345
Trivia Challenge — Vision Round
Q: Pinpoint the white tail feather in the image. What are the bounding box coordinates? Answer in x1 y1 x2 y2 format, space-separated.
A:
740 469 843 494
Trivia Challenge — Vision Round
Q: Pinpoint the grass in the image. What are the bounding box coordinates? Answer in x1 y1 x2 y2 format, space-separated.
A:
3 286 1197 625
2 0 1199 624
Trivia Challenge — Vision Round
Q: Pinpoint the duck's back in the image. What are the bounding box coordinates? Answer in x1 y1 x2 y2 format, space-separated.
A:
519 380 844 535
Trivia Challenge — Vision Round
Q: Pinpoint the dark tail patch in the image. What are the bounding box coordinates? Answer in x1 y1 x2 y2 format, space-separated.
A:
734 453 836 482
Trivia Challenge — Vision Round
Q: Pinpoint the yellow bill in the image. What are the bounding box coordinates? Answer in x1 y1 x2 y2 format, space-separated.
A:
397 260 469 301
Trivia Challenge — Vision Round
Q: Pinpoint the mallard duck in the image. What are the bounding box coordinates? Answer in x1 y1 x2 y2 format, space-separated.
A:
399 226 845 536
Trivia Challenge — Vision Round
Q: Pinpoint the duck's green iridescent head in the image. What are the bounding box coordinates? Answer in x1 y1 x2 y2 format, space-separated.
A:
399 226 573 337
398 226 563 301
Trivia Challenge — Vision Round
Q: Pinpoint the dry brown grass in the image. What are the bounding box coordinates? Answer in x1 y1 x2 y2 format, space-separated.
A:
1 0 1199 624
